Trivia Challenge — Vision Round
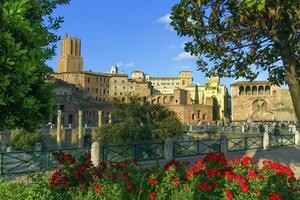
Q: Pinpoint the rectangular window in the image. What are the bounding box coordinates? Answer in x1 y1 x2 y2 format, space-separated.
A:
87 78 90 83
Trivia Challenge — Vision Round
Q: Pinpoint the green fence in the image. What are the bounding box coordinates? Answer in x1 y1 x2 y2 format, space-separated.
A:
101 142 164 162
269 134 295 148
227 136 264 152
173 139 220 158
0 147 90 176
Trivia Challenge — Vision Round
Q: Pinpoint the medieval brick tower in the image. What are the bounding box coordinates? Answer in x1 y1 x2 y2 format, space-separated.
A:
57 35 83 73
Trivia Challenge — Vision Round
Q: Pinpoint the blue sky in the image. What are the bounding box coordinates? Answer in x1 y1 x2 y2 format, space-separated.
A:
47 0 268 90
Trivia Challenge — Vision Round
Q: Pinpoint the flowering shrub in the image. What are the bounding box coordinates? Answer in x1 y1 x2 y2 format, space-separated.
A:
49 151 300 200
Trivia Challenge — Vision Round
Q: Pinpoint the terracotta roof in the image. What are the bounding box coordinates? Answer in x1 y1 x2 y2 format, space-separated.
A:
231 80 271 86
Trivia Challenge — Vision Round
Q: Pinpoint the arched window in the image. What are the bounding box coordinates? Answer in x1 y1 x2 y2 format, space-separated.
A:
258 86 264 95
265 86 271 95
163 96 168 104
239 86 245 95
252 86 257 95
246 86 251 95
157 96 161 104
170 96 175 103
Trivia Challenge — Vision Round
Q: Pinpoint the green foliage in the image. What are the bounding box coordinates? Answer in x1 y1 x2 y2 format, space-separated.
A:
98 98 182 144
0 0 69 131
170 0 299 85
9 130 40 151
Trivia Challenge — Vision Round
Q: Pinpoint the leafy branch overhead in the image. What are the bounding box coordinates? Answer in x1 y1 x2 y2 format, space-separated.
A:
0 0 70 131
170 0 300 84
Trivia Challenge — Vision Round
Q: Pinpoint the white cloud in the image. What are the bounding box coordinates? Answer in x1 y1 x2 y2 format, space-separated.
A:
116 61 135 67
174 52 196 61
157 14 173 30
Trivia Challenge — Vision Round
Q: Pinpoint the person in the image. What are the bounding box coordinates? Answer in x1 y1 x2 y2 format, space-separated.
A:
258 123 265 136
273 123 280 147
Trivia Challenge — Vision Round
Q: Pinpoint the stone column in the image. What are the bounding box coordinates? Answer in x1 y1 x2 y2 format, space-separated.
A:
108 112 112 124
220 135 228 157
78 110 83 148
98 111 103 127
56 110 62 148
263 131 269 150
164 137 173 161
189 124 193 132
241 125 245 133
91 141 101 167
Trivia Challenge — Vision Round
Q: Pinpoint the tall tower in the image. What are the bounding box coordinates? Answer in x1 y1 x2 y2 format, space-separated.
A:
57 35 83 73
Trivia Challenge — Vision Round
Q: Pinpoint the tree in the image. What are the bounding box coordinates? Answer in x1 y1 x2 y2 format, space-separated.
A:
98 98 182 144
0 0 69 131
170 0 300 125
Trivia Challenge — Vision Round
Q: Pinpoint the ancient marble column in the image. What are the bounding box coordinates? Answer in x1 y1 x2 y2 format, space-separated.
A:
91 141 101 166
56 110 62 148
98 111 103 127
78 110 83 148
108 112 112 124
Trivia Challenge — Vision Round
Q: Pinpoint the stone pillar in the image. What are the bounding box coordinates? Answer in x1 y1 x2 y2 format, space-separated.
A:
56 110 62 148
108 113 112 124
78 110 83 148
295 130 300 147
220 135 228 157
98 111 103 127
241 125 245 133
164 137 173 161
263 131 269 150
91 141 101 167
189 125 193 132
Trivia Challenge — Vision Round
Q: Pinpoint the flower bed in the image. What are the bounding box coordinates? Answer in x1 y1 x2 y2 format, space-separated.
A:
47 151 300 200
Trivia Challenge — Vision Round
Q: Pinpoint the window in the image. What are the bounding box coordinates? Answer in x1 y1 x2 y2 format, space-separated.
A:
96 88 99 93
96 97 98 101
123 87 126 89
96 77 98 82
87 88 90 92
103 89 106 94
100 77 102 82
115 92 117 95
115 86 117 89
182 80 185 85
103 98 106 101
87 78 90 83
120 92 122 95
122 80 125 83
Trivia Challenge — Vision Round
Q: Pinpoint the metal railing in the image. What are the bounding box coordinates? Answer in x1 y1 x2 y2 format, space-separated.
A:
173 139 221 158
101 142 164 162
0 147 90 176
227 136 264 152
269 134 295 148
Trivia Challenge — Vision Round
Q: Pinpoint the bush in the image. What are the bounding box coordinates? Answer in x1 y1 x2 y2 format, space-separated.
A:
9 130 40 151
47 152 300 200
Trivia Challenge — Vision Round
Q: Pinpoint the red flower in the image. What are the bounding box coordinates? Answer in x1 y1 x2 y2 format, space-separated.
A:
224 190 233 200
248 169 264 181
241 156 252 166
127 182 133 190
94 183 103 195
269 192 283 200
240 183 250 193
172 177 180 187
186 167 194 181
214 182 219 188
164 159 180 171
256 190 262 196
148 178 158 186
150 192 156 200
198 182 212 191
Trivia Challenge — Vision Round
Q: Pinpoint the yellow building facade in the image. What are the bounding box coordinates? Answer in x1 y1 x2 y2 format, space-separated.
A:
186 77 230 122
